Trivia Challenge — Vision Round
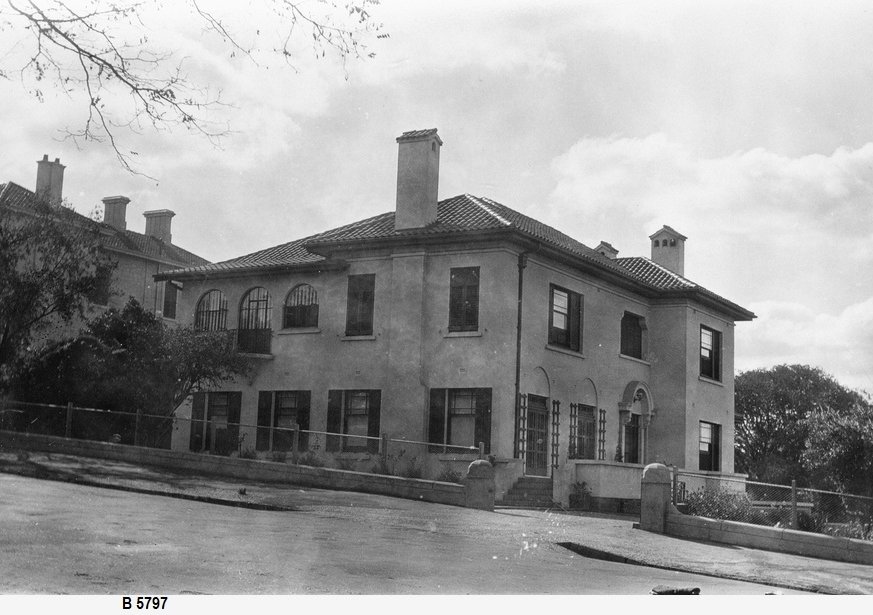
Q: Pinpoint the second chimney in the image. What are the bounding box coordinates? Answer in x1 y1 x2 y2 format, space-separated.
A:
143 209 175 244
102 196 131 230
35 155 65 205
395 128 442 231
650 225 687 276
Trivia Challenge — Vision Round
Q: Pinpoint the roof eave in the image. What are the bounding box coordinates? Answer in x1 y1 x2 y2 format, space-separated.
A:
155 259 346 282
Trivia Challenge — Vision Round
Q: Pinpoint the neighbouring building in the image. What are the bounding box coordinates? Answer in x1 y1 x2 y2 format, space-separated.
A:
0 156 209 344
157 129 755 508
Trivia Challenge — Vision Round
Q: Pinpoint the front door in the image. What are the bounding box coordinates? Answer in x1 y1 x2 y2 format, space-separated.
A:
526 394 549 476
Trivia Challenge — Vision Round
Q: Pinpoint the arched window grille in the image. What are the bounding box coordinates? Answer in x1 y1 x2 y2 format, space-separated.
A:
238 287 272 353
283 284 319 328
195 290 228 331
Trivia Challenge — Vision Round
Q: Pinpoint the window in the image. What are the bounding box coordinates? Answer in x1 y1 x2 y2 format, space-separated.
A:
620 312 645 359
699 421 721 471
283 284 318 328
569 404 596 460
623 414 640 464
238 287 272 353
195 290 228 331
326 389 381 452
162 281 180 320
88 263 113 306
345 274 375 336
548 285 582 351
257 390 311 452
700 325 722 381
448 267 480 332
428 388 491 454
190 391 242 455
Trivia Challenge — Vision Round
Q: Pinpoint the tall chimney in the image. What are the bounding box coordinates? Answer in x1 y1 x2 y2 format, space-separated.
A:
102 196 130 230
35 155 65 205
594 241 619 260
649 225 687 276
143 209 175 244
395 128 442 230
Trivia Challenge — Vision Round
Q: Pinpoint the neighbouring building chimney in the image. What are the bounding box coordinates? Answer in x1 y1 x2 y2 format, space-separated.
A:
650 225 687 276
143 209 175 244
35 154 65 205
595 241 619 259
102 195 131 230
395 128 442 230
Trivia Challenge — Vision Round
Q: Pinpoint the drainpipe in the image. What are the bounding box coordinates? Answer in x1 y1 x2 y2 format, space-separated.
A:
513 251 528 458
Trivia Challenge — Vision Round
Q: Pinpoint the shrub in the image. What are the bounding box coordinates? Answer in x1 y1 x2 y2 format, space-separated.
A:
683 487 756 522
268 450 287 463
333 456 357 471
238 447 258 460
435 465 463 484
370 456 394 476
295 450 325 468
400 456 423 479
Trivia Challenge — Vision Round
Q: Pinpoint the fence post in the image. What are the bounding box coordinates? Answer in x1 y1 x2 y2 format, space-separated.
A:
478 442 484 459
134 408 142 447
380 432 389 461
791 479 798 530
671 465 678 505
291 423 300 456
65 402 73 438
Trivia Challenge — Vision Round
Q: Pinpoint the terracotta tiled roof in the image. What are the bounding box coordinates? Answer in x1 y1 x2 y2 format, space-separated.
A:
160 193 753 319
0 181 207 268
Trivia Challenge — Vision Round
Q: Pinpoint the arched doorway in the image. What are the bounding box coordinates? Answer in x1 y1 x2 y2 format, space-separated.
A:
618 381 655 464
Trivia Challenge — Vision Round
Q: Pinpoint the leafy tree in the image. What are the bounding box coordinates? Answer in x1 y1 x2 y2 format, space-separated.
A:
1 0 385 173
0 194 112 386
12 297 250 446
804 400 873 497
734 364 866 486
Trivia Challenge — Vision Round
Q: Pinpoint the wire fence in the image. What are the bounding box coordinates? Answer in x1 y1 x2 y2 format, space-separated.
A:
673 469 873 542
0 399 484 482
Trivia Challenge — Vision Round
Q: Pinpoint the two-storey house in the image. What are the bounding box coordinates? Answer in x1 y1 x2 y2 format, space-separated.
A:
158 129 754 507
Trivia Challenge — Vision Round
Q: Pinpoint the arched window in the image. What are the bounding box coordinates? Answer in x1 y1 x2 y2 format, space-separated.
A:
283 284 319 328
653 240 659 248
195 290 228 331
238 287 272 353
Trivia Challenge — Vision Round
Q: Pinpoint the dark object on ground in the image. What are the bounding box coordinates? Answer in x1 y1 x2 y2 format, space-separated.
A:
651 585 701 595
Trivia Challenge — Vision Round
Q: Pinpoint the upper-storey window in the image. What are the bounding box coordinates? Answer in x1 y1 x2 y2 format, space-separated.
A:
700 325 722 381
239 287 272 353
87 263 113 306
620 312 646 359
345 274 375 336
162 281 180 320
548 285 582 351
448 267 480 332
195 290 228 331
283 284 319 329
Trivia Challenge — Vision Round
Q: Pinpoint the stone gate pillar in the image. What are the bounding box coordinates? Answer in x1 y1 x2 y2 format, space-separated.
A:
640 463 672 533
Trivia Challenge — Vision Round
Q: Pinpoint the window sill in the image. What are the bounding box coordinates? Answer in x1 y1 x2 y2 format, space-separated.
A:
238 352 274 360
443 330 482 338
342 335 376 341
698 375 724 387
545 344 585 359
277 327 321 335
619 353 651 366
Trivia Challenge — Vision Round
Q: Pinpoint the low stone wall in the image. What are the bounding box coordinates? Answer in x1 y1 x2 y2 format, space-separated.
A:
0 431 468 508
641 463 873 566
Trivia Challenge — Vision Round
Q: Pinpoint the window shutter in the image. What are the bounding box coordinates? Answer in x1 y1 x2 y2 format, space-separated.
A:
474 388 492 455
428 388 446 452
569 291 581 352
189 392 206 452
226 392 242 454
326 390 342 452
367 390 381 453
256 391 272 451
297 390 311 451
547 287 558 345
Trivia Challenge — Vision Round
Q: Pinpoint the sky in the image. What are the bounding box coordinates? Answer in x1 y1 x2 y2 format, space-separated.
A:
2 0 872 392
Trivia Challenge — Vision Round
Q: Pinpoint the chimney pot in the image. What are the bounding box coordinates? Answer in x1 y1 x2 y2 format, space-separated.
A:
395 128 442 230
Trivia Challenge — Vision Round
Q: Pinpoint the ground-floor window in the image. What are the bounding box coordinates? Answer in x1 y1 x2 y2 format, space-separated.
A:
428 388 491 454
699 421 721 471
623 413 640 464
257 390 311 452
190 392 241 455
326 389 381 452
569 404 596 459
